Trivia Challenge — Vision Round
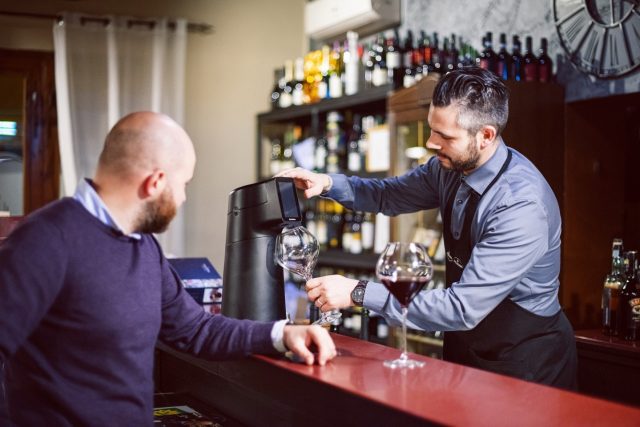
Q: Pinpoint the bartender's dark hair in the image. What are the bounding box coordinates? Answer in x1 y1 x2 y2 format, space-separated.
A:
432 66 509 136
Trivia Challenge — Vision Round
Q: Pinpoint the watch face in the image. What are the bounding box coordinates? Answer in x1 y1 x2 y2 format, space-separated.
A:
553 0 640 78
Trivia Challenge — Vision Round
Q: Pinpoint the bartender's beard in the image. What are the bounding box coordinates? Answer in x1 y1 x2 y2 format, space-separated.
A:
439 138 481 173
133 186 177 234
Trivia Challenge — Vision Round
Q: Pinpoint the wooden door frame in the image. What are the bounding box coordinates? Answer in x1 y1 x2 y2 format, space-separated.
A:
0 48 59 214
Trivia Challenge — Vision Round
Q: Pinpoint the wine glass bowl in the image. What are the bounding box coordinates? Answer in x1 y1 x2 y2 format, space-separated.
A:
376 242 432 369
274 225 341 326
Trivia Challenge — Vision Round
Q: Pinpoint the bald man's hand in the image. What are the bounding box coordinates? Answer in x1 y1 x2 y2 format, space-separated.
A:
282 324 336 366
275 168 332 199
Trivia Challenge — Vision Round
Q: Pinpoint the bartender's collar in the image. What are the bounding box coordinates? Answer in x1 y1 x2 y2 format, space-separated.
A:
73 178 142 240
461 140 508 196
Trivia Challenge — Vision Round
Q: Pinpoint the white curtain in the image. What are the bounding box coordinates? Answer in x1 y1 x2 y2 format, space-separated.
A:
53 13 187 257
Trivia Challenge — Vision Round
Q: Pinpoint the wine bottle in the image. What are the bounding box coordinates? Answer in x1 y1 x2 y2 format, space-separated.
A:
372 33 388 87
618 250 640 340
347 115 363 172
431 32 442 74
523 36 538 82
292 58 305 106
448 34 459 71
342 210 353 253
479 32 497 74
270 68 284 109
496 33 510 80
602 238 624 335
537 37 553 83
328 41 343 99
279 60 293 108
386 31 402 89
344 31 360 96
360 211 374 253
511 35 523 82
402 30 415 88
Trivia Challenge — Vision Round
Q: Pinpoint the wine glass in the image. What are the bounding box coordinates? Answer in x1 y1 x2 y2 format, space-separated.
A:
376 242 433 368
274 225 341 326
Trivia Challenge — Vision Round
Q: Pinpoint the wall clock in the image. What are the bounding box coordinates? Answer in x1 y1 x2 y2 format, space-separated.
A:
553 0 640 78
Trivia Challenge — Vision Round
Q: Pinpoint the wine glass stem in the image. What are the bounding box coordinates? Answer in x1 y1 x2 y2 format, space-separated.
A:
401 306 409 361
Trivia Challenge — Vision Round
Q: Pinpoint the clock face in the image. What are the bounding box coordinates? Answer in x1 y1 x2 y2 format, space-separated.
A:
553 0 640 78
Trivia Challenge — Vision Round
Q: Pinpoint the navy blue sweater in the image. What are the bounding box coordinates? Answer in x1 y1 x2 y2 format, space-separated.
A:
0 199 276 426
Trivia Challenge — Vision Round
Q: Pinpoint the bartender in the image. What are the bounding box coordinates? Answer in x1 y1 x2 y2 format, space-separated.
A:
279 66 577 389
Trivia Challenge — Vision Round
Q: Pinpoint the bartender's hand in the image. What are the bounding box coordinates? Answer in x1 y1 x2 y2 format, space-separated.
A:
276 167 332 198
306 275 359 312
283 324 336 366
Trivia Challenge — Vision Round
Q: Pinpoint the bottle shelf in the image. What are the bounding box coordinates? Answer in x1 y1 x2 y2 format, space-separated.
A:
317 249 445 272
258 84 392 123
317 249 379 270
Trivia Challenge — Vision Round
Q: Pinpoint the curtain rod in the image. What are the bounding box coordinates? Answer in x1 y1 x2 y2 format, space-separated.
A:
0 10 213 35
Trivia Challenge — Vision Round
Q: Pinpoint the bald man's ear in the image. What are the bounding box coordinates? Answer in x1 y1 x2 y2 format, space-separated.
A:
140 169 166 199
477 125 498 149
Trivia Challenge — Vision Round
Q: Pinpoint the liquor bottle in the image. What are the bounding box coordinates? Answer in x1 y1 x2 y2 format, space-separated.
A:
361 212 375 253
280 125 297 171
344 31 360 96
496 33 511 80
602 238 624 335
328 41 344 99
402 30 415 88
318 45 331 99
523 36 538 82
479 32 497 74
270 68 284 109
386 31 402 89
372 33 388 87
292 58 305 106
279 60 293 108
618 250 640 340
347 115 363 172
537 37 553 83
511 35 523 82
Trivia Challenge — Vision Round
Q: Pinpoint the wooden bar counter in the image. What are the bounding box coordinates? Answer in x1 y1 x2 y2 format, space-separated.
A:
575 329 640 406
155 334 640 427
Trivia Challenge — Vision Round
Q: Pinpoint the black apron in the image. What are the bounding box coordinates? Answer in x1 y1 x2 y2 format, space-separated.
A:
442 150 577 389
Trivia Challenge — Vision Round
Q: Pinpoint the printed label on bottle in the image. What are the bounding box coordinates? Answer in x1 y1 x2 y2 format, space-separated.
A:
292 88 304 106
329 74 343 98
348 152 362 172
403 74 415 88
386 52 400 69
630 298 640 321
372 67 387 87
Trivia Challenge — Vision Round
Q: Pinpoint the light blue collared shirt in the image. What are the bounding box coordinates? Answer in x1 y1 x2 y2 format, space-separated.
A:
73 179 289 352
327 141 563 331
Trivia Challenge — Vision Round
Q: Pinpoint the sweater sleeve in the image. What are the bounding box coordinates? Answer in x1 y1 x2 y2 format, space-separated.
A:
0 218 68 375
154 241 277 359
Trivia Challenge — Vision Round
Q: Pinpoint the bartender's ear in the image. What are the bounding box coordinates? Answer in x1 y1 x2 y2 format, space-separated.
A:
476 125 498 149
141 169 166 198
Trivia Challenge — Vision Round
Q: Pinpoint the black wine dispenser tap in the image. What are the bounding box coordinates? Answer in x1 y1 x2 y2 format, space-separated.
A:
222 177 302 321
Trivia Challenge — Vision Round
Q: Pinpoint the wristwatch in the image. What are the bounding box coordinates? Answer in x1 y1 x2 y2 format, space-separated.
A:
350 280 368 307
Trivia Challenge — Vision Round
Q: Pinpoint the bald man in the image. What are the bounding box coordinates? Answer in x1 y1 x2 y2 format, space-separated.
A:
0 112 335 426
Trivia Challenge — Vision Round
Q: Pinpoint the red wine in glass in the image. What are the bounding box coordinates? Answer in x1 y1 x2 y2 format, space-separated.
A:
381 277 429 307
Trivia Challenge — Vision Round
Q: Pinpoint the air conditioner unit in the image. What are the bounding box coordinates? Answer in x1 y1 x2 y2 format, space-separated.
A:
304 0 401 41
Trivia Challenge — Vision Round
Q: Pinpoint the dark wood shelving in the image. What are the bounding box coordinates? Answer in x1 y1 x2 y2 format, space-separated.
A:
317 249 380 270
257 84 392 123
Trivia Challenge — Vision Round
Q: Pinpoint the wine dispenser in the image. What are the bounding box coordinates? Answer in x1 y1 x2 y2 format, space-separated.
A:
222 177 302 321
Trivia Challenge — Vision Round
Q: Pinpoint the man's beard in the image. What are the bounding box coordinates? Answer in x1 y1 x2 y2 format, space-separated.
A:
439 138 481 173
133 186 177 234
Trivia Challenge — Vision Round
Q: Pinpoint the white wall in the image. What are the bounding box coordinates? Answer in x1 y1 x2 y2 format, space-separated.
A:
0 0 305 270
